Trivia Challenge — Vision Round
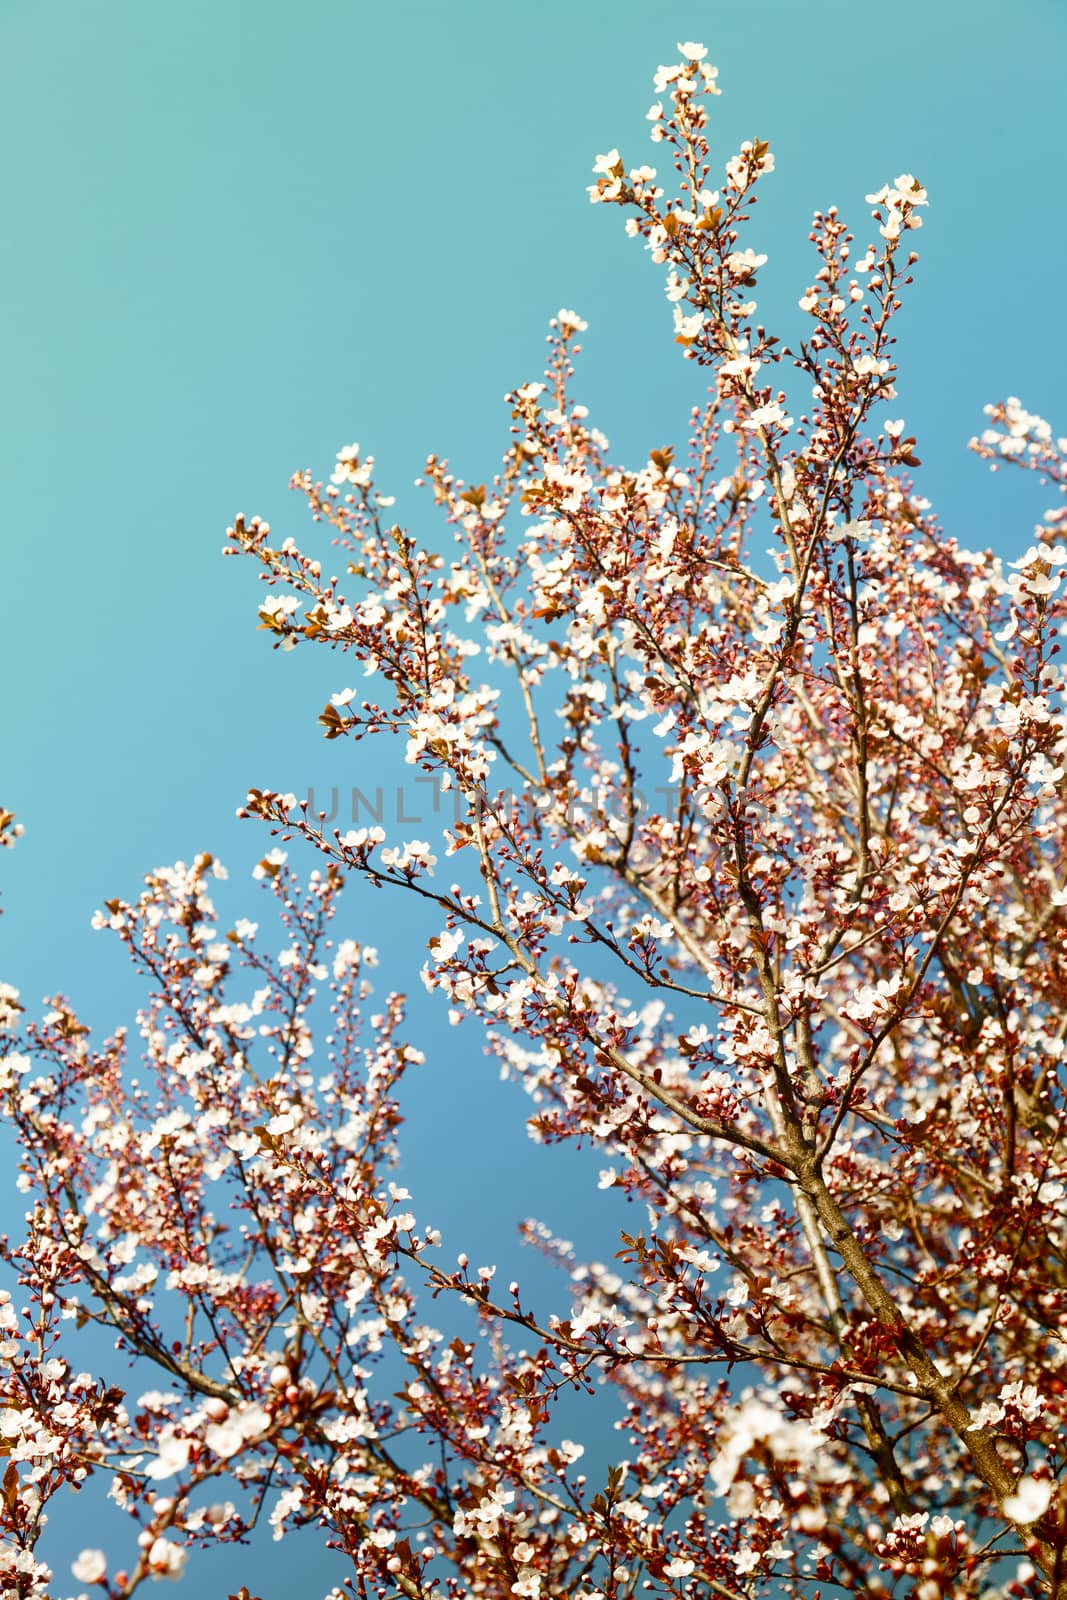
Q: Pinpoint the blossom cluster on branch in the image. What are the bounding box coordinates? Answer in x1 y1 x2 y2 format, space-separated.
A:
5 40 1067 1600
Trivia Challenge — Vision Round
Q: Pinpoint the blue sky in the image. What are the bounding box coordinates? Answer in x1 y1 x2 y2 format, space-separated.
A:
2 0 1065 1591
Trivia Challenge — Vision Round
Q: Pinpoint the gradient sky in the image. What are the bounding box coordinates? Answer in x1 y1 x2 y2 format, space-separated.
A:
2 1 1065 1591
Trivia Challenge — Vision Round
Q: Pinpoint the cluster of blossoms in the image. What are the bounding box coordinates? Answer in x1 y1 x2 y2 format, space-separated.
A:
5 41 1067 1600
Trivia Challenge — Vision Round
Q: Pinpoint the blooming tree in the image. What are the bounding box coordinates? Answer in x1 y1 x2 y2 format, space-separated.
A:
5 39 1067 1600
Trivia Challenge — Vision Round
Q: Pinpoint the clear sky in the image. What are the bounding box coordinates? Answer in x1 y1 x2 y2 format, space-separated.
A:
2 0 1065 1591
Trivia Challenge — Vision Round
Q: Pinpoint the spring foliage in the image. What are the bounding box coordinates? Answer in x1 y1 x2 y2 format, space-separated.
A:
5 40 1067 1600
